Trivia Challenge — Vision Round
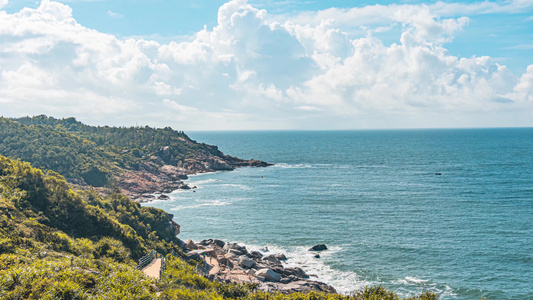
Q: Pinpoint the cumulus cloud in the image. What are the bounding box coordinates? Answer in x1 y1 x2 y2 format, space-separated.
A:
0 0 531 129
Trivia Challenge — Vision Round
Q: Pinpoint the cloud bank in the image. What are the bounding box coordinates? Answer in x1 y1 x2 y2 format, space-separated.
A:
0 0 532 129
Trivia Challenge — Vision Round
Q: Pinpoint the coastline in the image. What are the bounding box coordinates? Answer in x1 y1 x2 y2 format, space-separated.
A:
119 156 272 203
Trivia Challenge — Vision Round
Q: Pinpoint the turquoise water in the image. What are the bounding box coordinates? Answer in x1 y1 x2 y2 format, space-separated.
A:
145 129 533 299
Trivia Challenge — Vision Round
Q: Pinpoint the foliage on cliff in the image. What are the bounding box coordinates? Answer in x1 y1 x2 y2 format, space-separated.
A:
0 155 181 260
0 115 233 188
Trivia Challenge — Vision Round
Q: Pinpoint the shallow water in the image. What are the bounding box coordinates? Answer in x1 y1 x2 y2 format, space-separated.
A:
145 129 533 299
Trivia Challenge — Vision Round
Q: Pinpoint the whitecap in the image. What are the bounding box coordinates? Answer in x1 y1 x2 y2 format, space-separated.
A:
219 183 251 190
169 200 233 211
274 163 315 169
404 276 429 284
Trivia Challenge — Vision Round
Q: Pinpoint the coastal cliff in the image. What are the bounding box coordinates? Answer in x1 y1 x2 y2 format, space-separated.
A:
0 116 272 201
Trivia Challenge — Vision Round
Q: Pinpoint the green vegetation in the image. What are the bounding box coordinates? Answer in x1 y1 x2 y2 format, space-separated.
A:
0 115 228 187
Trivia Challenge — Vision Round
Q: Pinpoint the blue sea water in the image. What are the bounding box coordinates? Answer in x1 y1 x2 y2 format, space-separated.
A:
145 129 533 299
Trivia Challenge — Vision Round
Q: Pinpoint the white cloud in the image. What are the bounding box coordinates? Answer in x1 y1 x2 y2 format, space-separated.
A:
0 0 531 129
0 0 8 10
107 10 124 18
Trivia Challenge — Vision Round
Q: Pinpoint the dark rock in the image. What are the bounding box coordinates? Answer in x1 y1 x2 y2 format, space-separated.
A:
248 160 274 167
249 251 263 259
157 194 170 200
275 253 288 261
314 254 321 258
212 239 225 248
179 185 191 190
309 244 328 251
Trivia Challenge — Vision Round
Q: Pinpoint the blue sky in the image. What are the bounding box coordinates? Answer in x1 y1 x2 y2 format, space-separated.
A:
1 0 532 130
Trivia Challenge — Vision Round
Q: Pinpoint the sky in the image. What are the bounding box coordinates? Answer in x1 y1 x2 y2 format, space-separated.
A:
0 0 532 130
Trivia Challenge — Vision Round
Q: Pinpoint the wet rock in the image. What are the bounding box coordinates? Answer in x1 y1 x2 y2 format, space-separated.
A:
309 244 328 251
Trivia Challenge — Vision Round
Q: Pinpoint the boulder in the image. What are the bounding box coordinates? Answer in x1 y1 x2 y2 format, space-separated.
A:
263 254 280 265
308 244 328 251
239 257 256 269
255 268 281 282
212 239 225 248
275 253 288 261
249 251 263 259
157 194 170 200
217 255 234 269
283 267 309 278
186 239 198 250
224 243 248 256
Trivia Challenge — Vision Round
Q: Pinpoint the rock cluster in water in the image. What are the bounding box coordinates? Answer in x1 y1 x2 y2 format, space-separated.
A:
182 239 336 294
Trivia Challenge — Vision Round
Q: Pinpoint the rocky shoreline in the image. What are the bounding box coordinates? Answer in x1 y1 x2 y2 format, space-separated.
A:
117 153 272 202
180 239 336 294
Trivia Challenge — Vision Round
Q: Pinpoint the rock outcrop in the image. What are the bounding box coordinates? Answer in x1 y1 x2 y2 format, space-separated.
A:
120 155 272 202
309 244 328 252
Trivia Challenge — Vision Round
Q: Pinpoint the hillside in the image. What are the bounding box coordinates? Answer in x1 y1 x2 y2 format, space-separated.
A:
1 116 270 201
0 155 438 299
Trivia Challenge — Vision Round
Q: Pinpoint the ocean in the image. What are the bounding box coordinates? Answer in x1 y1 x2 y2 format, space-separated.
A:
144 129 533 299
